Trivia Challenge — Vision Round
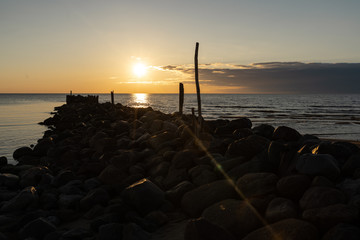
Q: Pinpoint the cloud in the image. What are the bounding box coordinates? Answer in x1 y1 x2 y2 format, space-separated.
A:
155 62 360 93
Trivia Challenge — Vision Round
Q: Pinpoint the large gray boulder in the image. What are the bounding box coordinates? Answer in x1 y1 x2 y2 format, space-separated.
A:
181 180 237 217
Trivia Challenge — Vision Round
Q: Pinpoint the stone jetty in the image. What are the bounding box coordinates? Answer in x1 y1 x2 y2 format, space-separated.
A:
1 100 360 240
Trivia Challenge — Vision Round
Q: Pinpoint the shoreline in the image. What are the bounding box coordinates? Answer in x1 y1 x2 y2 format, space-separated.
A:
0 100 360 239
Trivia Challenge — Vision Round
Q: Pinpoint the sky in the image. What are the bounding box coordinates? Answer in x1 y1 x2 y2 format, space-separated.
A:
0 0 359 93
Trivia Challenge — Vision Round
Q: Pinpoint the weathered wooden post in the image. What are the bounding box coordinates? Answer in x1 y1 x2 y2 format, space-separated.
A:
194 42 202 135
179 83 184 114
111 90 114 105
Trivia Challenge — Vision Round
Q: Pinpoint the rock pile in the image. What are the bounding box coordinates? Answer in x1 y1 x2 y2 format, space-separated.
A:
1 101 360 239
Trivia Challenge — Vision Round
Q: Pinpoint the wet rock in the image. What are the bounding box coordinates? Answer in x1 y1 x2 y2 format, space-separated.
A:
202 199 262 239
181 180 237 217
267 141 287 167
1 186 38 212
58 180 84 195
80 188 110 210
322 223 360 240
189 165 218 186
13 146 33 161
243 218 318 240
121 178 166 215
39 192 58 210
276 174 312 200
236 172 279 198
166 180 195 204
226 135 270 159
272 126 302 142
144 210 168 228
149 161 170 177
98 223 124 240
296 153 340 180
252 124 275 139
303 204 358 230
19 217 56 239
0 173 19 188
299 187 346 210
84 204 105 220
265 197 297 223
232 128 253 139
215 118 252 136
84 177 102 191
337 178 360 199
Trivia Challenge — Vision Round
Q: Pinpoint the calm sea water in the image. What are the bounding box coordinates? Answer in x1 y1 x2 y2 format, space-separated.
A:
1 93 359 164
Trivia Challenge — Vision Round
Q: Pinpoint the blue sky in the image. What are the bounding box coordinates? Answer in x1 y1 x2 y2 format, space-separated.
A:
1 0 359 93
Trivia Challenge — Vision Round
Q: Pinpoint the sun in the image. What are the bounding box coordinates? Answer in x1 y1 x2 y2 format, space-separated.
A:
133 63 147 78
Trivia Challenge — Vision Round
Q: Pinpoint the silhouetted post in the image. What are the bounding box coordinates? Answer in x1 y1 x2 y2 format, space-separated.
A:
194 42 202 135
70 90 72 96
111 91 114 105
179 83 184 114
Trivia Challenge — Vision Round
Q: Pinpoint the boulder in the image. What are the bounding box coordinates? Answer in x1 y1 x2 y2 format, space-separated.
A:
252 124 275 139
299 187 346 210
57 194 83 209
202 199 262 239
265 197 297 223
172 150 197 170
227 158 274 181
19 217 56 239
98 164 128 185
98 223 124 240
336 178 360 199
0 173 19 188
296 153 340 180
342 153 360 177
312 142 352 164
61 227 92 239
121 178 166 215
236 172 278 198
181 180 237 217
322 223 360 240
311 176 334 188
189 165 218 186
184 217 236 240
0 156 7 166
148 131 176 151
123 222 150 240
33 137 54 156
243 218 318 240
166 181 195 204
276 174 311 200
272 126 302 142
13 146 33 160
303 204 358 230
163 166 188 189
19 166 51 188
226 135 270 159
80 188 110 210
1 186 38 212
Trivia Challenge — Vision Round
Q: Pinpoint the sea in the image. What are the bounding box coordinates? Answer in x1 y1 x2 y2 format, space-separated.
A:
1 93 359 164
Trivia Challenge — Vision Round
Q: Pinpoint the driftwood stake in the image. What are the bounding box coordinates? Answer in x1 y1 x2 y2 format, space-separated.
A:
194 42 202 118
179 83 184 114
111 90 114 105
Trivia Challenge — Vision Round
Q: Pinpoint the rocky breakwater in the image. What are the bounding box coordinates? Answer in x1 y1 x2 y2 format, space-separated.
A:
0 101 360 240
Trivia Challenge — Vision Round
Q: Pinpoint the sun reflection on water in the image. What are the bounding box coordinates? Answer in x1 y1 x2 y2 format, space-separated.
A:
131 93 149 108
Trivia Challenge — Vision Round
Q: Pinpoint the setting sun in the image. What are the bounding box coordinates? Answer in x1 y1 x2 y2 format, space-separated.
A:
133 63 147 78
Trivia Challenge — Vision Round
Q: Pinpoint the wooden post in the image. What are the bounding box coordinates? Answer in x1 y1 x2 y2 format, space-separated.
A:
194 42 202 135
111 90 114 105
70 90 72 96
179 83 184 114
194 42 201 118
